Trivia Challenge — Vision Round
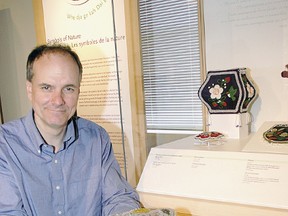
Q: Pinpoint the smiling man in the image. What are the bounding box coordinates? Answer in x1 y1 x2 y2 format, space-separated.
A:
0 44 141 215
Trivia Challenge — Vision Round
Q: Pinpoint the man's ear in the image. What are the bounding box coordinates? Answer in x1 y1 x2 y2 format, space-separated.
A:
26 81 32 101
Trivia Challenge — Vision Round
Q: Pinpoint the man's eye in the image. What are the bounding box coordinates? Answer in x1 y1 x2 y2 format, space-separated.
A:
64 87 75 93
41 86 51 91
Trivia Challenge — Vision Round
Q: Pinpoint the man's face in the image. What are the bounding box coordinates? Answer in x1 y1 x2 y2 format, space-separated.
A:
26 52 81 131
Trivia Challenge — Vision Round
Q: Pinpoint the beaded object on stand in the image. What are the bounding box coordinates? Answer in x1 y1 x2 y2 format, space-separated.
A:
194 131 224 145
198 68 257 114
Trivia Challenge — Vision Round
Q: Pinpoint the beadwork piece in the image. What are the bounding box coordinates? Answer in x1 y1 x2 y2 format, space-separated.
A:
198 68 257 114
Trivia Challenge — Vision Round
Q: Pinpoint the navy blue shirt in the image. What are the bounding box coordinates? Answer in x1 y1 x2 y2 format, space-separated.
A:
0 110 140 216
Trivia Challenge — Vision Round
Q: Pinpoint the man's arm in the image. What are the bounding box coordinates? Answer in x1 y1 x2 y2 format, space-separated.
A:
0 155 28 215
100 130 141 216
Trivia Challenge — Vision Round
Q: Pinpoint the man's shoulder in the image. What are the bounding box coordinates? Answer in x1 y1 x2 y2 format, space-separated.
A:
74 117 110 144
0 117 25 136
1 111 34 135
75 116 106 133
0 118 28 155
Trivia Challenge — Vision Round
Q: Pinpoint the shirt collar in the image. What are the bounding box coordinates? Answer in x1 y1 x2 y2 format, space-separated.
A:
24 110 45 152
24 110 79 153
64 115 79 148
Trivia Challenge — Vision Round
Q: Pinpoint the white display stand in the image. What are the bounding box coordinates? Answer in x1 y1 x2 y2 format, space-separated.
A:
137 135 288 215
208 113 251 139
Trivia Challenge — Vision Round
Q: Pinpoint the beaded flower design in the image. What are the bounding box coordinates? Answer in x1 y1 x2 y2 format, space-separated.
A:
198 68 257 114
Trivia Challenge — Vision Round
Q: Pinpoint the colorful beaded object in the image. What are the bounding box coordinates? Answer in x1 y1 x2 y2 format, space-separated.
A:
263 124 288 144
112 208 175 216
194 131 224 145
194 131 224 141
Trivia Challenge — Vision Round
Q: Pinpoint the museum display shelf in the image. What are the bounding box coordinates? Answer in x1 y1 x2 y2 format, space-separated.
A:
137 127 288 216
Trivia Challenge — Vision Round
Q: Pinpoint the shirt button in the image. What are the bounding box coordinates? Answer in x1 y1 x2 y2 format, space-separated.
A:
56 185 60 190
54 159 58 163
58 210 62 215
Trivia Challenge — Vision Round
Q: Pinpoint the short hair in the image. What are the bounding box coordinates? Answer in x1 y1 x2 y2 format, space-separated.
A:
26 44 83 82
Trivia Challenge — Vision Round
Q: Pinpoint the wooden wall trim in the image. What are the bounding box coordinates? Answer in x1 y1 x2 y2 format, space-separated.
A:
123 0 148 182
32 0 46 44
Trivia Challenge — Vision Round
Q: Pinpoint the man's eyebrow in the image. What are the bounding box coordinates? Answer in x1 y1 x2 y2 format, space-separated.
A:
38 82 51 86
65 84 78 87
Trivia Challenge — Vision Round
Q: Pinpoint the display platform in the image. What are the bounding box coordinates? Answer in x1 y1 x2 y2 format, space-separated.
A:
137 134 288 216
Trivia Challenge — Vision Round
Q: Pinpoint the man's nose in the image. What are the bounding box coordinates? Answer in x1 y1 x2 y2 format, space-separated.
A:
51 90 64 105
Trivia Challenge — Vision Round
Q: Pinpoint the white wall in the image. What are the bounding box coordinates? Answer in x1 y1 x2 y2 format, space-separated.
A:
203 0 288 132
0 0 36 122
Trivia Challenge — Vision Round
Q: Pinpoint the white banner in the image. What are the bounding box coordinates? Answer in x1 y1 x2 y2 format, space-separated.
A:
42 0 136 185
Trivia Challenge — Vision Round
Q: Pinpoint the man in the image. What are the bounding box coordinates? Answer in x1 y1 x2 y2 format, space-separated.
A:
0 44 141 215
